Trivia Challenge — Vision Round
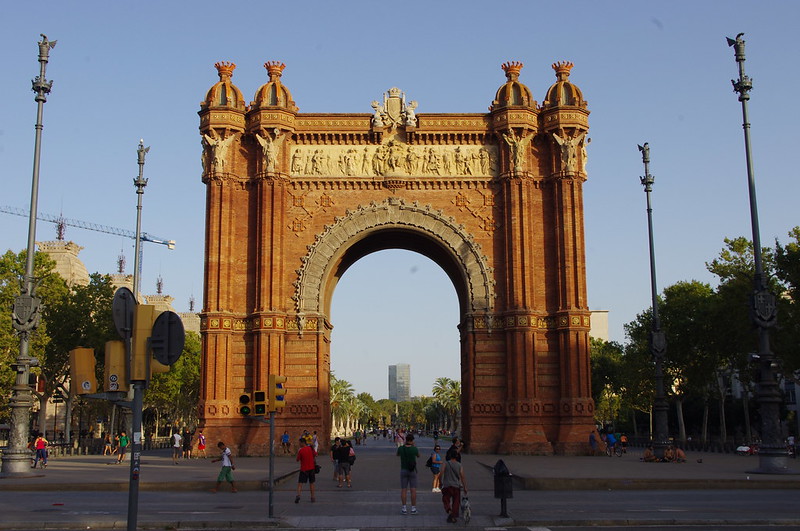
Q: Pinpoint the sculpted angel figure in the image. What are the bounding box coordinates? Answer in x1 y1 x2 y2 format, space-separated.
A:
502 129 528 173
255 128 282 173
552 131 586 173
202 132 236 173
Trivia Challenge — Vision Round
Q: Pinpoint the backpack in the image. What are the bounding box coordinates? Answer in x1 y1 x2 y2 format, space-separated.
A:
425 456 433 468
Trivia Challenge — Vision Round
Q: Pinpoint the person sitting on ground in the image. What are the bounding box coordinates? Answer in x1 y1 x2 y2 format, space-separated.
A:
642 444 658 462
674 446 687 463
664 445 676 462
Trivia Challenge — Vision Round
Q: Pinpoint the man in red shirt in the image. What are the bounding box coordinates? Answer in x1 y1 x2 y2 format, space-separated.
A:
295 437 317 503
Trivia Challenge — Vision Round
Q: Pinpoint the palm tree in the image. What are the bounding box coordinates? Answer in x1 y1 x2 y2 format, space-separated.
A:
432 377 461 434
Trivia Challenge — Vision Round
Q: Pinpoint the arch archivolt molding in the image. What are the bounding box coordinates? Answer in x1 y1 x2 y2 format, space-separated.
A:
293 197 496 316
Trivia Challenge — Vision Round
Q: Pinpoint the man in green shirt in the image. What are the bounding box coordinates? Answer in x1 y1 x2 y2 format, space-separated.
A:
116 431 129 464
396 433 420 515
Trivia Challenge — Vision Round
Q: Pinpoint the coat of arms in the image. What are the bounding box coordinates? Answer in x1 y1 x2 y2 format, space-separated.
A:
371 87 418 131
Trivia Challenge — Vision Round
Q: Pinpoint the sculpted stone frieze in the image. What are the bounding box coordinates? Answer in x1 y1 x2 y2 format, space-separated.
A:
290 141 498 178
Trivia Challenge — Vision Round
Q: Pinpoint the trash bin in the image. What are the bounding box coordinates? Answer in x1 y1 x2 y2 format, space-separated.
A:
493 459 513 499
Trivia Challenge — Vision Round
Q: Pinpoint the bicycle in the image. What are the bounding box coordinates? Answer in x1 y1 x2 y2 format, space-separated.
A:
605 443 622 457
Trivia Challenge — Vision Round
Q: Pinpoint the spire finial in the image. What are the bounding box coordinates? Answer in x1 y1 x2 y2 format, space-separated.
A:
501 61 524 81
264 61 286 82
552 61 574 82
214 61 236 81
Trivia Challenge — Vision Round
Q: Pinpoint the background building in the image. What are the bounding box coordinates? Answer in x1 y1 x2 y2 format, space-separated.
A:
388 363 410 402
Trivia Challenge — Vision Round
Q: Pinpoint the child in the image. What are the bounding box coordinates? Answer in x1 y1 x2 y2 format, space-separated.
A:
211 441 237 493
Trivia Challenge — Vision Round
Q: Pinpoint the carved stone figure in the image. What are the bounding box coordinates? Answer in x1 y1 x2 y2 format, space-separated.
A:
502 129 527 173
202 132 236 173
255 128 282 173
371 101 385 127
552 131 586 173
479 148 491 175
581 137 591 174
291 149 304 174
404 100 418 126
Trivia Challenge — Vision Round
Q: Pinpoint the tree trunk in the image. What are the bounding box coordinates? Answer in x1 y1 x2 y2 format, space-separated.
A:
631 410 638 437
742 390 752 443
37 393 49 437
718 391 728 444
701 399 709 444
676 398 686 442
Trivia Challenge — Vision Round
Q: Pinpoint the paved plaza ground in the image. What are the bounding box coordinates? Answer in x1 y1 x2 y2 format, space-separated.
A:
1 436 799 529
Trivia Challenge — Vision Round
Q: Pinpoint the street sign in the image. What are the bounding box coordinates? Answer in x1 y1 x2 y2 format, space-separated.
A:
112 287 137 340
150 311 185 366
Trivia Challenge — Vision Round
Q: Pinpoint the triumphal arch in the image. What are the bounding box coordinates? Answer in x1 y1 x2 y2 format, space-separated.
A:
198 59 594 454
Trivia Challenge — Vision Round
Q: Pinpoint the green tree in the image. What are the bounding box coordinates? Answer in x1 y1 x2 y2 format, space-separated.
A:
774 227 800 374
590 338 624 429
145 330 202 434
38 272 116 436
432 377 461 433
660 280 716 442
0 249 67 422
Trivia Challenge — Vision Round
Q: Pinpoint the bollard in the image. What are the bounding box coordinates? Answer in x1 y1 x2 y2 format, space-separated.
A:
493 459 513 517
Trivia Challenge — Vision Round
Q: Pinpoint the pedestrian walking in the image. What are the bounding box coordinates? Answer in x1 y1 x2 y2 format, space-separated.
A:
115 431 129 464
441 448 468 523
102 433 113 456
396 433 419 515
197 430 207 458
182 429 193 459
210 441 237 493
330 437 341 480
295 437 317 503
334 439 353 488
171 431 182 464
429 444 443 492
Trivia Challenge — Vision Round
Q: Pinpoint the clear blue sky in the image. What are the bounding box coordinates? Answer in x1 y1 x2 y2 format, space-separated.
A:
2 1 798 399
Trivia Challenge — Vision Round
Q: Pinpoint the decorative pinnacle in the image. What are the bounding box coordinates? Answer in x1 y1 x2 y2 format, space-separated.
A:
501 61 524 81
214 61 236 81
265 61 286 81
552 61 574 82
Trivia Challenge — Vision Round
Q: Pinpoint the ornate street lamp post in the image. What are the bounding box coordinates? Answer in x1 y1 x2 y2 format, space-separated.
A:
1 34 56 478
726 33 788 474
132 140 149 299
639 142 670 460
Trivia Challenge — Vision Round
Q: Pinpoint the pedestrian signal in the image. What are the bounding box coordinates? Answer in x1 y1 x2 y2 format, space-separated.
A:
253 390 267 416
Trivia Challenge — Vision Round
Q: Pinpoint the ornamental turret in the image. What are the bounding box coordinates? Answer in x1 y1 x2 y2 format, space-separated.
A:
541 61 590 178
199 62 246 177
247 61 298 132
490 61 539 176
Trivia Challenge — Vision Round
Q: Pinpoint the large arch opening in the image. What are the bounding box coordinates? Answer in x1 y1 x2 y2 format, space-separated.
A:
330 248 461 400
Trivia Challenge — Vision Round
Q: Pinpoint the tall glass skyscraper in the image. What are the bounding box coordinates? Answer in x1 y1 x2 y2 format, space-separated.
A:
388 363 410 402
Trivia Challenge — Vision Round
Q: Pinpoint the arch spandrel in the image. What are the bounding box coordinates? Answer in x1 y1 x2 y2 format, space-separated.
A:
293 198 496 317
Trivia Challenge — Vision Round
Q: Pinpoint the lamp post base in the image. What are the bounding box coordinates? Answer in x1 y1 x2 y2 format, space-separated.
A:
0 451 40 478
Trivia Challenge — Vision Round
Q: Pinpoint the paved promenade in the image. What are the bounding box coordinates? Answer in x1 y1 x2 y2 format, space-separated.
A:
1 436 798 529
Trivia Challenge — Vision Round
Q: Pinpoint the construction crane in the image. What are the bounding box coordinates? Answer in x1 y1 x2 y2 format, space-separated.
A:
0 205 175 249
1 205 175 287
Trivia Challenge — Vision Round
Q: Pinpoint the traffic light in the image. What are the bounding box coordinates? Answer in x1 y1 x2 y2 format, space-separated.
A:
104 340 128 393
253 390 267 416
238 393 252 416
269 374 287 410
130 304 156 382
130 305 174 384
69 347 97 395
